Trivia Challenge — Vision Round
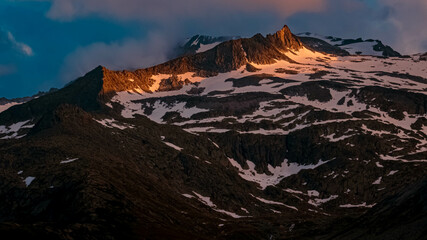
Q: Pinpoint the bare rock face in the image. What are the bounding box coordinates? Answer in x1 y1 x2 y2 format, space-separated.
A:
101 67 153 97
157 75 191 92
267 25 303 51
372 41 401 57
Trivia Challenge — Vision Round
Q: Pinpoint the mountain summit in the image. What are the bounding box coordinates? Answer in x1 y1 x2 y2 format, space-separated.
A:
267 25 303 51
0 24 426 240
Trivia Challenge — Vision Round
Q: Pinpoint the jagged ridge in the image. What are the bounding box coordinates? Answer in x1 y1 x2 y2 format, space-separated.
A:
0 25 305 123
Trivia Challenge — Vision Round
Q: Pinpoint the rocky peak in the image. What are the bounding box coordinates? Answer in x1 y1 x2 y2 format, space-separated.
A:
267 25 303 51
0 24 308 124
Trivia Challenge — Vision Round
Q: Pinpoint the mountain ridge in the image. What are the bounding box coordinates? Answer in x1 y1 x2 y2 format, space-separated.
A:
0 24 426 239
0 25 306 121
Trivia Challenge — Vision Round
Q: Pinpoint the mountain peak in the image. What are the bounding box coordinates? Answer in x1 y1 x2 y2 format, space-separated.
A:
267 25 303 51
280 25 292 34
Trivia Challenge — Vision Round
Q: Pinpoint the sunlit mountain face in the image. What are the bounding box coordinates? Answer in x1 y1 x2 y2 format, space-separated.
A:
0 19 426 240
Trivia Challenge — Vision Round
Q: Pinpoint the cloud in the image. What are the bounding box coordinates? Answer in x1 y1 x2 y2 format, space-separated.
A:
38 0 427 55
24 0 426 89
40 0 325 21
287 0 427 54
0 28 33 56
377 0 427 53
51 1 327 82
59 32 174 82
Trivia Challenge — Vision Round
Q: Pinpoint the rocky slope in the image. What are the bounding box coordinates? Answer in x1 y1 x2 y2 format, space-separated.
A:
0 25 426 239
298 32 401 57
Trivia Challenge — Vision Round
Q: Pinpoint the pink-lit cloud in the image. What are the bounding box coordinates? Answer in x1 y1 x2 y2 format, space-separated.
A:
40 0 326 21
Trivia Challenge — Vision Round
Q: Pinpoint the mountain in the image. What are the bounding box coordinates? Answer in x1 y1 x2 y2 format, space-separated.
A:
171 35 239 58
172 31 402 58
0 25 426 239
298 32 401 57
0 88 58 113
0 97 27 113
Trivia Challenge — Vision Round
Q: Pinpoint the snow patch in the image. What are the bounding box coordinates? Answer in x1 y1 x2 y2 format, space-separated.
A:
228 158 329 189
308 195 338 207
0 120 34 139
241 207 249 214
342 42 382 56
60 158 79 164
375 162 384 168
271 209 282 214
192 192 246 218
251 194 298 211
380 154 427 163
182 194 194 199
340 202 376 208
372 177 382 185
197 42 221 53
23 176 35 187
322 133 354 142
163 141 183 151
307 190 320 197
95 118 134 130
284 189 306 195
208 138 220 148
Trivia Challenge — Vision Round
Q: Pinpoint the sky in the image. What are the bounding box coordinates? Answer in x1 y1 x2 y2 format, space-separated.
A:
0 0 426 98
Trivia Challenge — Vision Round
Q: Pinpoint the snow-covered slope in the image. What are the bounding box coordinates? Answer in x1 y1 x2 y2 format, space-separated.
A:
0 101 21 113
112 47 426 132
298 32 401 57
